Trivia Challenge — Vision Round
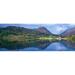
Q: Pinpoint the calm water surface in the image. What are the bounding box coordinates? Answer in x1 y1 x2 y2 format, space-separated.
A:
0 40 75 51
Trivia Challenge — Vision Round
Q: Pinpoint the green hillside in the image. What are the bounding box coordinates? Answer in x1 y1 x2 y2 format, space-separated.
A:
0 26 57 43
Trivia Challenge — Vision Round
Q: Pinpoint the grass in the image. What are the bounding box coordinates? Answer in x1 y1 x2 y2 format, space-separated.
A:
61 35 75 43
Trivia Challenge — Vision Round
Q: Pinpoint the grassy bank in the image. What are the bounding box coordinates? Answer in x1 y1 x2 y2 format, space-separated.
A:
62 35 75 42
0 34 57 43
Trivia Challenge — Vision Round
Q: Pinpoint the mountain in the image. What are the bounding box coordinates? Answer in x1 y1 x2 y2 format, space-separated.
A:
1 24 75 35
46 24 75 35
0 26 52 37
0 26 35 35
60 27 75 37
36 27 52 35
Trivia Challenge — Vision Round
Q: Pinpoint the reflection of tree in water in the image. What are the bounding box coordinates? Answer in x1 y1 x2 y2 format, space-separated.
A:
0 42 26 50
0 40 53 50
61 40 75 50
1 39 75 51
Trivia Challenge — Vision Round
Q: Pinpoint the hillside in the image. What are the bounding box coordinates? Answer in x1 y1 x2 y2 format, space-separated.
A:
36 27 52 34
0 26 52 36
60 27 75 37
0 26 56 43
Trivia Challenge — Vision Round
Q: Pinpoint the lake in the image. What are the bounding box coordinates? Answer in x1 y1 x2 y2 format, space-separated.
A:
0 40 75 51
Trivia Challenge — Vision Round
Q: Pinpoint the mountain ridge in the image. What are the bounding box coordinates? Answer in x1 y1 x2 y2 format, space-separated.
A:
36 27 52 35
60 27 75 37
0 26 53 36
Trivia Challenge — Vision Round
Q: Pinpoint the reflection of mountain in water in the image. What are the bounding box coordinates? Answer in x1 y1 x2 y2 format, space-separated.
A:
0 41 51 50
44 40 75 51
61 40 75 50
45 42 67 51
21 41 52 51
0 40 75 51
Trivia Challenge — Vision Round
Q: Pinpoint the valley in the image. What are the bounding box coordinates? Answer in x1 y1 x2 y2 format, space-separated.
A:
0 25 75 51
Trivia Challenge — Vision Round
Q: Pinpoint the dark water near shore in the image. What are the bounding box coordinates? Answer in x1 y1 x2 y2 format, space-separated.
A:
0 40 75 51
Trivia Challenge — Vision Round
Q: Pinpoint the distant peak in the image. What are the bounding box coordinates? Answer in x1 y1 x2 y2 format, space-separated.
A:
36 26 52 34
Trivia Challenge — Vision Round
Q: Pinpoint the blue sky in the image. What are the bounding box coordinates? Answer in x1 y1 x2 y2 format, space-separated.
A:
0 24 75 34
